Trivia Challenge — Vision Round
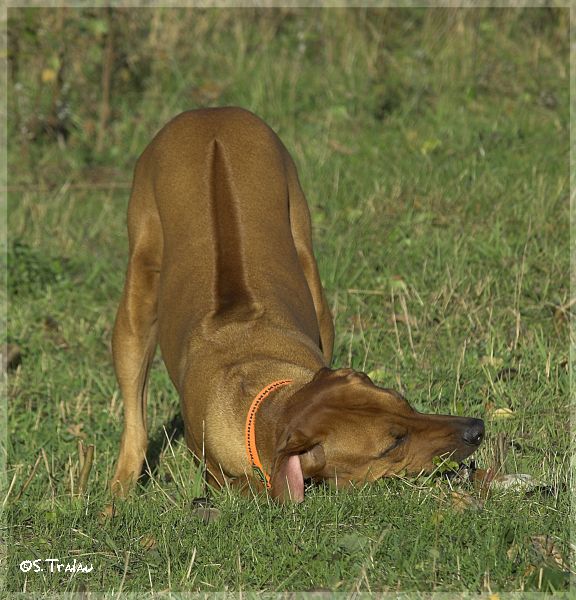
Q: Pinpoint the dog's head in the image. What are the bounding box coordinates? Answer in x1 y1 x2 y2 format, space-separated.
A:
270 368 484 502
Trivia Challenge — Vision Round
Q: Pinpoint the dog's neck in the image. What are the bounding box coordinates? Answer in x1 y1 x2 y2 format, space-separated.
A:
253 372 313 478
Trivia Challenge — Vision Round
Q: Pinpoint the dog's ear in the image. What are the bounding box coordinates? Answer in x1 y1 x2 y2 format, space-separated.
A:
312 367 332 381
270 429 326 503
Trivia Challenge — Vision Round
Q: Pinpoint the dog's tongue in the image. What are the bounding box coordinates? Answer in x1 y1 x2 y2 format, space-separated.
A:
284 454 304 502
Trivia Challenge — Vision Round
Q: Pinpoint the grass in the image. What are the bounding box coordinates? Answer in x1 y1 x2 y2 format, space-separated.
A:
5 7 571 594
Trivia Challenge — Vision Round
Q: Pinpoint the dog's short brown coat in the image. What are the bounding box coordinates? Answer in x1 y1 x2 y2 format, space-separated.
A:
111 107 483 502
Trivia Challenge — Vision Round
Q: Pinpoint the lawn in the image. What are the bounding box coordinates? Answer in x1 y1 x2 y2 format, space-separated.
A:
4 7 571 594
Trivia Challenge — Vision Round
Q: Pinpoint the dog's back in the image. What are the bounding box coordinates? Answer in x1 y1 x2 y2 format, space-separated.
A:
132 108 321 381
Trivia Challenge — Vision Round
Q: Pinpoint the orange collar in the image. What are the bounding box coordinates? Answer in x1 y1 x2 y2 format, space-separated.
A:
245 379 293 489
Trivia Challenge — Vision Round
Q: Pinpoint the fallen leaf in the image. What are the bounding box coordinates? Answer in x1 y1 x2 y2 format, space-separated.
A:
191 497 221 524
66 423 86 439
140 535 157 551
192 506 221 524
474 469 553 498
490 473 540 492
530 535 569 571
42 68 57 83
450 490 483 512
489 407 515 420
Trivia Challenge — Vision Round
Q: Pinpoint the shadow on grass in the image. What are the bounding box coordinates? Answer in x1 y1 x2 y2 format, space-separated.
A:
140 412 185 486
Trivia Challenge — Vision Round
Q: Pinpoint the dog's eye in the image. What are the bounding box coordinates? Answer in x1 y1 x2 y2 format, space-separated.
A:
377 434 407 459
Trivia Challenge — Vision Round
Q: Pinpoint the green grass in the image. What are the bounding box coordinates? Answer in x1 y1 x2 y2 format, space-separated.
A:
5 7 570 594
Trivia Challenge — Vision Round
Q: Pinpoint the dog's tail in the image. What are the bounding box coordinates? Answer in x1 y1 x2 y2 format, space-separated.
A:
209 139 262 321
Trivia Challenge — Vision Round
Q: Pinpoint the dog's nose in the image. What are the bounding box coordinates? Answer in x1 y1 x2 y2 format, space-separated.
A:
462 418 485 446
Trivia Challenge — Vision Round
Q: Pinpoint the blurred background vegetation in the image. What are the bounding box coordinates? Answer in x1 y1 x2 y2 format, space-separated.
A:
8 7 568 186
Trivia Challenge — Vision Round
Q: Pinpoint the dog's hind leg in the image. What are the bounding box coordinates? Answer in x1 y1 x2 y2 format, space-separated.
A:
284 154 335 364
110 155 163 497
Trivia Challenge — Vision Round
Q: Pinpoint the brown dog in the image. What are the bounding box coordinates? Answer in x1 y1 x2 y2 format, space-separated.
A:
110 107 484 502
